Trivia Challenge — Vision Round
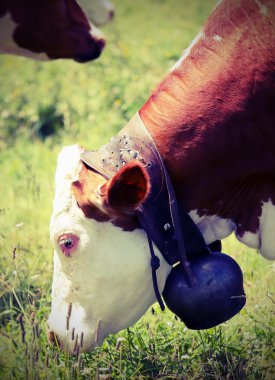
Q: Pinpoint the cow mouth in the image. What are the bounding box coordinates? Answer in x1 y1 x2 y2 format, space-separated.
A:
48 330 61 348
47 329 87 355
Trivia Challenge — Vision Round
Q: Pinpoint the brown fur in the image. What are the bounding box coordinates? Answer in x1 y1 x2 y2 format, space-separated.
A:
73 0 275 238
72 163 110 222
140 0 275 237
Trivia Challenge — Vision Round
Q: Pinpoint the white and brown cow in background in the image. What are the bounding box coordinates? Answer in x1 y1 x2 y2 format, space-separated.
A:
0 0 114 62
48 0 275 353
78 0 114 26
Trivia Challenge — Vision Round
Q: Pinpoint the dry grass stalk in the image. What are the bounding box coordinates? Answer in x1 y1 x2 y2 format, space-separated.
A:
66 303 72 330
35 323 39 338
115 337 125 351
32 326 36 341
72 327 75 341
73 334 79 353
78 353 83 369
75 344 80 356
29 295 34 306
35 348 40 362
95 319 101 344
45 353 49 368
54 352 59 365
18 314 25 343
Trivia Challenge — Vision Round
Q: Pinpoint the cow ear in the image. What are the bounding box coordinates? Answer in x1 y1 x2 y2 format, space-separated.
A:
102 162 150 212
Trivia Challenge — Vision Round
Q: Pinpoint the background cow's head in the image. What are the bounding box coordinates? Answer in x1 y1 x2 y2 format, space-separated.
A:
0 0 108 62
48 145 171 353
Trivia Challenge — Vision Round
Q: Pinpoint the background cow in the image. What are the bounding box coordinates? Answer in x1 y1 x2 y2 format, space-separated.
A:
78 0 114 26
0 0 113 62
48 0 275 353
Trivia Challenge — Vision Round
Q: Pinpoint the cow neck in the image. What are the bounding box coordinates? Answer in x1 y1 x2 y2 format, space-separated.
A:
80 112 210 309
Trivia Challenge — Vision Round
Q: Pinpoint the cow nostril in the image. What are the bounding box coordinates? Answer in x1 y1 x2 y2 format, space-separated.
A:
48 330 60 347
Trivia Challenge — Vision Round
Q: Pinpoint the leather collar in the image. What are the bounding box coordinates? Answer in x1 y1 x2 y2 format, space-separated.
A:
80 113 210 308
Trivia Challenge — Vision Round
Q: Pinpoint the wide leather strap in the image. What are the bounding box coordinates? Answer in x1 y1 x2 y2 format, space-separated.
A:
80 113 210 308
81 112 209 261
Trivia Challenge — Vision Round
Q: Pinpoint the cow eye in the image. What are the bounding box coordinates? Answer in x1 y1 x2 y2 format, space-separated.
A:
58 234 79 256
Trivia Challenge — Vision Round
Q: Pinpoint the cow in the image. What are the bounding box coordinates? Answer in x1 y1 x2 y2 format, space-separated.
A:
78 0 114 26
48 0 275 353
0 0 111 62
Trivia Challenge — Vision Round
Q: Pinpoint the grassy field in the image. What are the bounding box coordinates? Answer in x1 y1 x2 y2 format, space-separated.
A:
0 0 274 378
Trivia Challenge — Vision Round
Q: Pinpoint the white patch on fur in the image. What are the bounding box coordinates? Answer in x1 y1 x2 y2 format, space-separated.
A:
189 210 235 245
78 0 114 26
0 13 48 60
255 0 268 15
48 145 171 353
50 145 81 220
190 201 275 260
170 31 205 71
235 200 275 259
237 230 259 249
258 200 275 259
213 34 222 42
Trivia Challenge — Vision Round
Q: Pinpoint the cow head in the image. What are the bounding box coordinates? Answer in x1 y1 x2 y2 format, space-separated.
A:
0 0 106 62
48 145 171 353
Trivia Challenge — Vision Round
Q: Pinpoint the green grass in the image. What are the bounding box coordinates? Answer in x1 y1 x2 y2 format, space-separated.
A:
0 0 274 378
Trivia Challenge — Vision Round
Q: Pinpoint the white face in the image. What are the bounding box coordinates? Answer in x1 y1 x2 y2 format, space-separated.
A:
48 145 170 353
78 0 114 26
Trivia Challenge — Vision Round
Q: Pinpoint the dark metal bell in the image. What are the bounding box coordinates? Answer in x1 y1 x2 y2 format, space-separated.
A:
162 252 246 329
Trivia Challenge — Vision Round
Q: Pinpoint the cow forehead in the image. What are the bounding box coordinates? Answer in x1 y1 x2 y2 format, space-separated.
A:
50 145 83 234
54 145 82 184
51 145 109 235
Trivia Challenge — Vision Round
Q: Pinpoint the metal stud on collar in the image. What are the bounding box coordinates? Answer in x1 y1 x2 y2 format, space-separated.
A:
80 112 207 309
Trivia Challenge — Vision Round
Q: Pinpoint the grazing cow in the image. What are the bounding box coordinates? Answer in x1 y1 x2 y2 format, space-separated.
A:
0 0 108 62
48 0 275 353
78 0 114 26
